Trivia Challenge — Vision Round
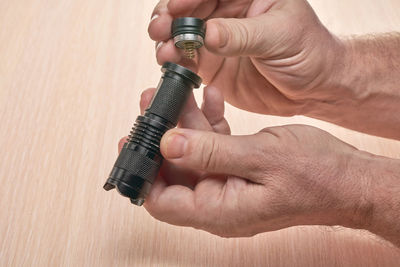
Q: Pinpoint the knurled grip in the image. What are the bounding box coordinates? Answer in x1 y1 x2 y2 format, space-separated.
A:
114 144 161 183
146 74 193 125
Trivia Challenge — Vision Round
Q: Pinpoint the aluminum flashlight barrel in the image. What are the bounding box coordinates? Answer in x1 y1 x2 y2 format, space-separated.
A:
104 62 201 206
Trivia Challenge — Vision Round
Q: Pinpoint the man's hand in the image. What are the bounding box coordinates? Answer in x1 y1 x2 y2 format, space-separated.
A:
149 0 400 140
120 87 378 239
138 0 400 244
151 124 375 238
148 0 343 116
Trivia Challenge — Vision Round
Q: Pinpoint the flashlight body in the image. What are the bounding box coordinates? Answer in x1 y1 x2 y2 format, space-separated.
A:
104 62 201 205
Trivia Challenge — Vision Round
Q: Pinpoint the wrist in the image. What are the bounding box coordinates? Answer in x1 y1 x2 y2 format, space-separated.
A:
312 148 376 230
360 154 400 245
302 36 366 121
342 150 400 246
304 34 400 139
338 150 376 230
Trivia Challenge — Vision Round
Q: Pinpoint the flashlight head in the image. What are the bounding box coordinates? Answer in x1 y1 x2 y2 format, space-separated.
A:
104 62 201 205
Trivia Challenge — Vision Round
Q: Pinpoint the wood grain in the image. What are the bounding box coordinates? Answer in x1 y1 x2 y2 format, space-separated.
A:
1 0 400 266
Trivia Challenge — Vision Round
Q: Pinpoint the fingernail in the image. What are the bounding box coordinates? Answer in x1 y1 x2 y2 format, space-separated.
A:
165 133 187 159
151 14 159 22
156 41 164 52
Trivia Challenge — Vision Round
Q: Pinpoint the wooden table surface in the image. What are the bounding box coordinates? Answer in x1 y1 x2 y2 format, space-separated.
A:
1 0 400 266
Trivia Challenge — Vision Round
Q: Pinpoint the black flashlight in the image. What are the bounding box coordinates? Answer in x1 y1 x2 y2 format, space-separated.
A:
104 62 202 205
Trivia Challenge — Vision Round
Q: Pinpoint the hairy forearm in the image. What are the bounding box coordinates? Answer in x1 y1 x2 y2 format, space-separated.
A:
350 151 400 246
308 33 400 140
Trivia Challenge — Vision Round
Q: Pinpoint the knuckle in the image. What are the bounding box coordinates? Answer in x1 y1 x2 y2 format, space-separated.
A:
234 20 251 54
197 134 219 171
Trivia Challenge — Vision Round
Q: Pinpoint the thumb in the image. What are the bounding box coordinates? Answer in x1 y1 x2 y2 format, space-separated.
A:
160 128 266 182
205 15 274 57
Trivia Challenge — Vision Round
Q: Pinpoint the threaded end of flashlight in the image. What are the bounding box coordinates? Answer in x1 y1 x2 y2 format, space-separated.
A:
104 62 202 206
128 116 168 155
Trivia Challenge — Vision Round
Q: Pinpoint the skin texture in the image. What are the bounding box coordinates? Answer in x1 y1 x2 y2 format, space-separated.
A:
120 88 400 246
120 87 373 238
149 0 400 140
121 0 400 246
308 34 400 140
149 0 341 117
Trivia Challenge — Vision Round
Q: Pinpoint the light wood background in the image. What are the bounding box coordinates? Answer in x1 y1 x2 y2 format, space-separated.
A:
1 0 400 266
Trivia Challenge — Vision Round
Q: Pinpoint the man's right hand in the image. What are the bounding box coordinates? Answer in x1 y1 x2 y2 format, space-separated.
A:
149 0 400 140
148 0 346 116
120 88 400 247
